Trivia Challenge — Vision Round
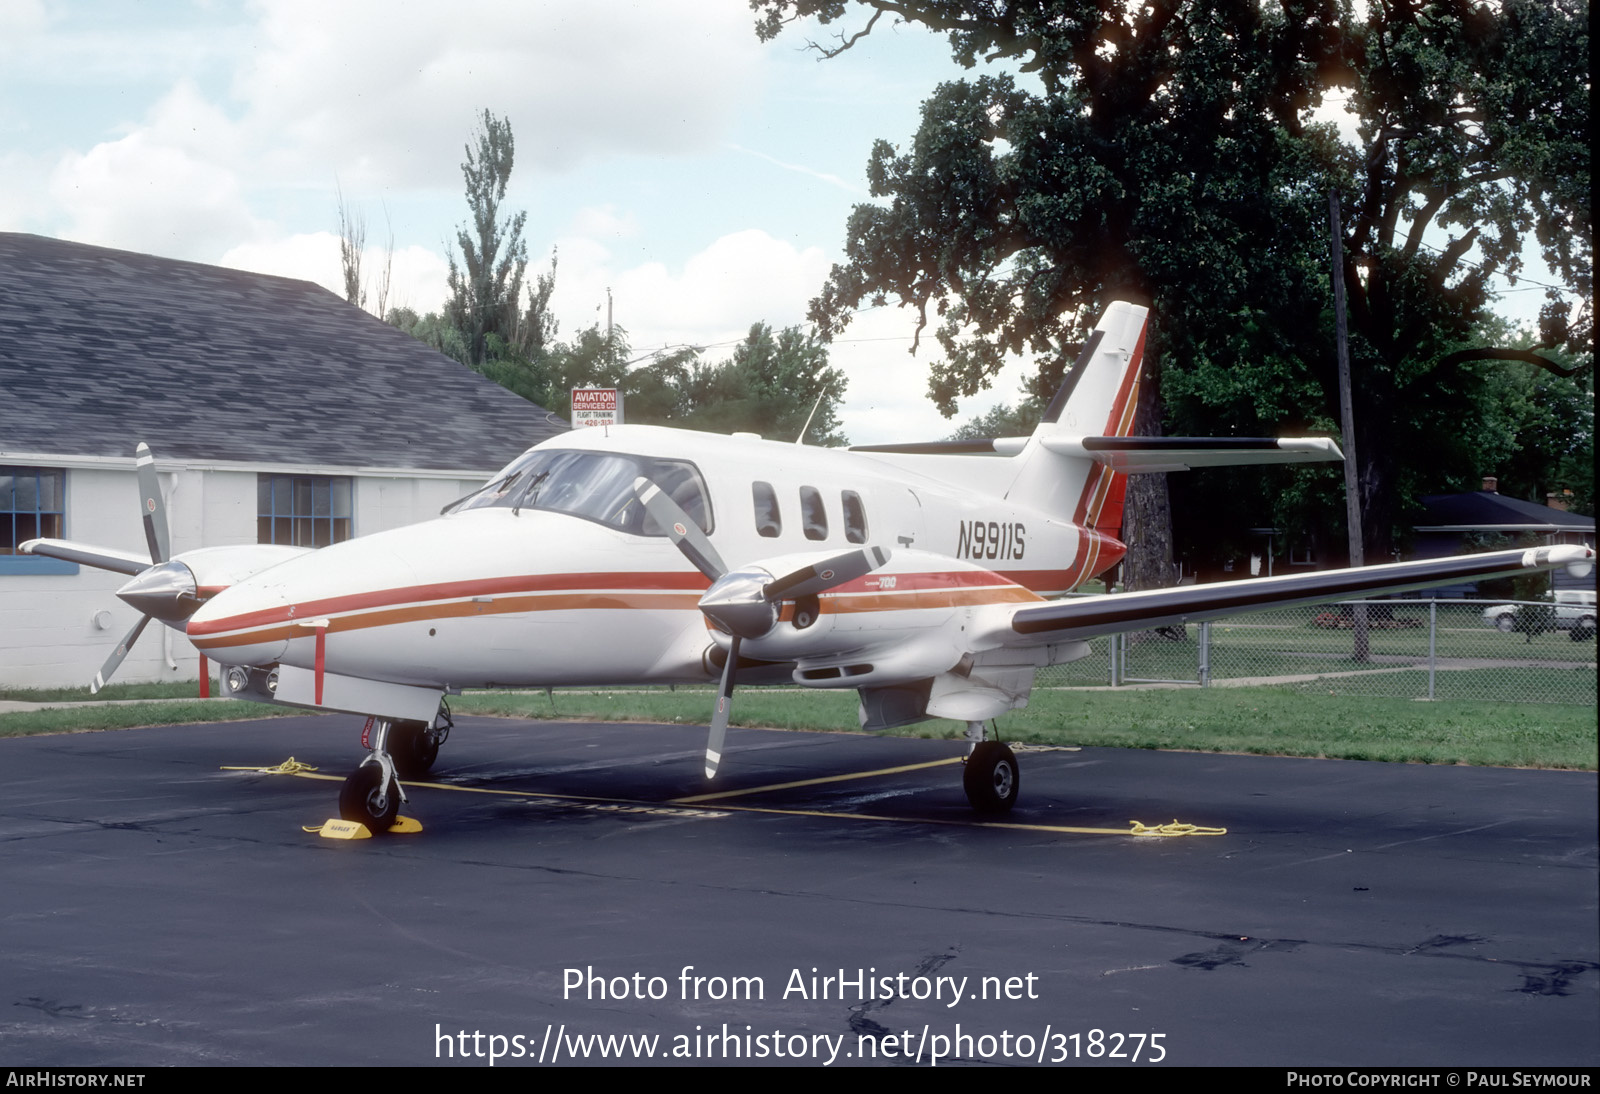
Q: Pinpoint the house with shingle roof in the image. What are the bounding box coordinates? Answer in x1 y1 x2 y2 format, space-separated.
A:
0 232 565 688
1412 476 1596 597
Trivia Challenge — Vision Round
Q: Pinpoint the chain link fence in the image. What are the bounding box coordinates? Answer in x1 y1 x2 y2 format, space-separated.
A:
1036 598 1597 705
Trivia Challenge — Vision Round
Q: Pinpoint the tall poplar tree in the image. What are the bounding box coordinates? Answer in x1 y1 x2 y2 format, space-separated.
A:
445 110 530 367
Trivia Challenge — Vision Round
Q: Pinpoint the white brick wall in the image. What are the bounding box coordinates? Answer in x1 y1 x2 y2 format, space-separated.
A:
2 462 489 690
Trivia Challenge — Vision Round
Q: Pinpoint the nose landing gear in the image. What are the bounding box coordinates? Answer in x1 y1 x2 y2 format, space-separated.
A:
339 718 409 834
336 701 452 834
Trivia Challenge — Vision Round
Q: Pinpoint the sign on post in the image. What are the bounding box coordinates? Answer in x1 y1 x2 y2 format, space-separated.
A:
571 388 622 428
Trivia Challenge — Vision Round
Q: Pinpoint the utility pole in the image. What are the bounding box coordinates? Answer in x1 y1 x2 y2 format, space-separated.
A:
1329 191 1369 661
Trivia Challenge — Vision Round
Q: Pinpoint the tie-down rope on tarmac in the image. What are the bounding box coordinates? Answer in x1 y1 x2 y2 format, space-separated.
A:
222 758 1226 838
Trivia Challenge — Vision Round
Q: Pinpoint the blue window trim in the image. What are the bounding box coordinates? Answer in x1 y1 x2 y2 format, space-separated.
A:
0 554 78 575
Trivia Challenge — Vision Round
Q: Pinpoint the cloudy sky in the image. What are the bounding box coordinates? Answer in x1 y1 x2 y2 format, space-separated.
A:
1 1 1554 445
2 0 1040 443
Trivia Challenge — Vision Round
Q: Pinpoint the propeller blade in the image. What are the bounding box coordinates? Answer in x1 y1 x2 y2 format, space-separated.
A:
633 477 726 581
765 546 891 601
19 538 150 576
91 614 151 694
135 443 170 564
706 635 739 778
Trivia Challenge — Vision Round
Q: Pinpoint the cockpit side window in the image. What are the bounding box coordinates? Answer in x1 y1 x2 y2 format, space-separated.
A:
841 490 867 544
800 486 828 541
641 460 714 536
753 482 781 538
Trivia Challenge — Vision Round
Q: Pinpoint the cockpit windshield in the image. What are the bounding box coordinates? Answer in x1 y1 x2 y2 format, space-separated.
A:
444 450 713 536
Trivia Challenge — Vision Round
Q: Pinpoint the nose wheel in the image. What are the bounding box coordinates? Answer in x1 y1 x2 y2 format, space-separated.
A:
339 718 409 834
340 763 399 833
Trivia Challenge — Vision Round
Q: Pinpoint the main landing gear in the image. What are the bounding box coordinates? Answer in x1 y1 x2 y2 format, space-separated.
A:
337 701 452 834
962 721 1019 814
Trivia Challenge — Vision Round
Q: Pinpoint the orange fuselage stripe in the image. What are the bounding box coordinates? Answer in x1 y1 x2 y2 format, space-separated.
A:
188 571 1048 650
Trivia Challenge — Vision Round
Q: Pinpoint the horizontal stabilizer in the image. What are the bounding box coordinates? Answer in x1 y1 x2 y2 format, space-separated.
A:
848 436 1340 473
1007 546 1595 641
1041 436 1342 472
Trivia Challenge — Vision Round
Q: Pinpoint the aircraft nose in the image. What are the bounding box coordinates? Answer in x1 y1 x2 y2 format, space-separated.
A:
186 581 291 667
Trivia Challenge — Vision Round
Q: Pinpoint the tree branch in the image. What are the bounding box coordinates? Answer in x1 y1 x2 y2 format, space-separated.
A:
1436 346 1589 378
809 7 882 58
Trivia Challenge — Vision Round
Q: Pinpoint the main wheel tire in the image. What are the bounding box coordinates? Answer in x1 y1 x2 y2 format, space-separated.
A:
390 720 441 779
963 741 1020 814
1495 613 1516 633
1571 619 1595 642
339 764 398 834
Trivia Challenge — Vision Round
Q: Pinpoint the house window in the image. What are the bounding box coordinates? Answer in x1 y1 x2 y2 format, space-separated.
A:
800 486 828 541
1 467 75 572
1 467 65 553
258 475 353 547
841 490 868 544
753 482 781 538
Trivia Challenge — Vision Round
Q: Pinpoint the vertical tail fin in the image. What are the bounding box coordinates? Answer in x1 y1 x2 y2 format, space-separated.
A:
1004 302 1149 530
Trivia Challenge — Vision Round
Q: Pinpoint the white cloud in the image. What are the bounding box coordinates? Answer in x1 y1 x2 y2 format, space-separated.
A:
0 0 45 56
547 227 829 354
234 0 765 188
50 137 261 261
219 232 342 292
220 233 450 317
824 306 1034 445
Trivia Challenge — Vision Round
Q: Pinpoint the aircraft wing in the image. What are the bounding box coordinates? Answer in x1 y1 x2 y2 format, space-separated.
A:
978 545 1595 646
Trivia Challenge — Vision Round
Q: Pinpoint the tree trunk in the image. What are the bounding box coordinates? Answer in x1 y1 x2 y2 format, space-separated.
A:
1120 385 1178 648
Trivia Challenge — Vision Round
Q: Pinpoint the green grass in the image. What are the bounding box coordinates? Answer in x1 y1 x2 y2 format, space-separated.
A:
454 685 1597 769
3 682 1593 769
0 680 219 703
0 699 303 737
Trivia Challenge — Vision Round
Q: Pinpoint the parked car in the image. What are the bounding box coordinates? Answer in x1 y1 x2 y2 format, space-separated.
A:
1482 590 1596 640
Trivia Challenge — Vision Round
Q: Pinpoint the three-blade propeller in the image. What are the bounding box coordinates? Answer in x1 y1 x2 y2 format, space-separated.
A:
633 478 890 777
25 443 202 692
95 444 203 691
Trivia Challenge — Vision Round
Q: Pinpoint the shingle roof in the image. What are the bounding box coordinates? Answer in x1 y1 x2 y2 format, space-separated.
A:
0 233 567 471
1418 490 1595 532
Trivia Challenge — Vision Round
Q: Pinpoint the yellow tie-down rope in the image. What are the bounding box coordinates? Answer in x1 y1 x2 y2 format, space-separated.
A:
1129 820 1227 837
220 757 319 775
223 757 1226 838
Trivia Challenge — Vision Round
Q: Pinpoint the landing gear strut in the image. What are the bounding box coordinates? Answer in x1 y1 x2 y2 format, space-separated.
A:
962 721 1019 814
339 718 408 834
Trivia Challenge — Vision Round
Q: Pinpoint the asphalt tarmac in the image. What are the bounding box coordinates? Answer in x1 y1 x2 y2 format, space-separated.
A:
1 714 1595 1067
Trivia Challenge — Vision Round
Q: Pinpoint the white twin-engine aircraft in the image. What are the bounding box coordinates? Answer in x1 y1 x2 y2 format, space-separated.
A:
25 302 1594 833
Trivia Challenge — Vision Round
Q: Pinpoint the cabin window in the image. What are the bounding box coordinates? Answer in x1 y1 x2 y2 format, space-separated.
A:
258 475 354 548
800 486 828 541
753 482 781 538
0 466 75 573
841 490 867 544
447 450 712 537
